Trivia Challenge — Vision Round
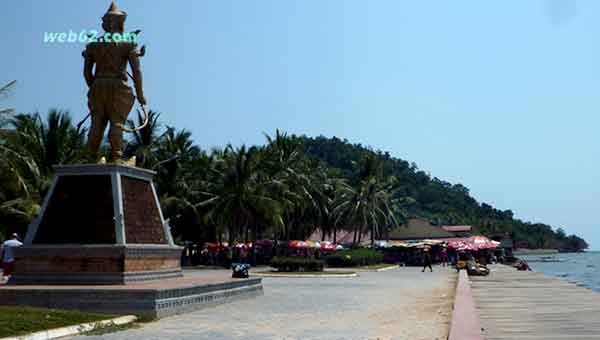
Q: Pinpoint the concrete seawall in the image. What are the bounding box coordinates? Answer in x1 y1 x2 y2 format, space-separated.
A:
448 270 484 340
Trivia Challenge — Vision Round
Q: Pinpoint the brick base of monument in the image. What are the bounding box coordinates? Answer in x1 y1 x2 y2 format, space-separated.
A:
8 164 187 285
1 164 264 317
0 275 263 319
9 245 183 285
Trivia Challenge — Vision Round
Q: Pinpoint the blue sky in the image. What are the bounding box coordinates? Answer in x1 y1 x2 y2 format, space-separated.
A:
2 1 599 249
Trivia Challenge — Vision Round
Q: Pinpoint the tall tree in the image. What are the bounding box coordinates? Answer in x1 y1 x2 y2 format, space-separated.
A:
0 109 85 238
197 145 283 244
0 81 16 124
333 156 398 246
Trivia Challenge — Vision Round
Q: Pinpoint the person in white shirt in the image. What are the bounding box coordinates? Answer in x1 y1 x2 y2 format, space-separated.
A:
2 233 23 280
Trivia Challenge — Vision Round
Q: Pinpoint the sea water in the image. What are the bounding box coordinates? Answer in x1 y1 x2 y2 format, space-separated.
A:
521 251 600 292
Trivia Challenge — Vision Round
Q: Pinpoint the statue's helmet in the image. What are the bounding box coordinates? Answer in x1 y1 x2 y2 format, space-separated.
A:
102 2 127 32
103 2 127 21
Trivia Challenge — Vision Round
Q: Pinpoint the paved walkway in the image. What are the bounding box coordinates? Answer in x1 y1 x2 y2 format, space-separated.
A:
471 264 600 340
73 266 456 340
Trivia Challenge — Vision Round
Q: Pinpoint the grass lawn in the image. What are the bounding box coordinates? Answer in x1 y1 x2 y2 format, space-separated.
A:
0 306 117 338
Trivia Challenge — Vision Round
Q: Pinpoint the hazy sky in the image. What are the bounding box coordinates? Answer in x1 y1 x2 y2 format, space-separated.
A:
1 1 598 249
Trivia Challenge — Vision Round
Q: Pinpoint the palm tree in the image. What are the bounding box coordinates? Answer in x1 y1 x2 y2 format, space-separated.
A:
1 110 84 199
0 81 16 126
159 127 199 158
333 156 398 247
6 110 85 185
0 80 37 238
154 126 200 196
156 145 220 244
262 130 319 240
319 175 351 243
137 125 208 243
197 145 283 244
0 108 84 238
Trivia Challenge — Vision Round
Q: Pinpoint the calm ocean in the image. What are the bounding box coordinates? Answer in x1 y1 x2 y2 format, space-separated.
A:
522 251 600 292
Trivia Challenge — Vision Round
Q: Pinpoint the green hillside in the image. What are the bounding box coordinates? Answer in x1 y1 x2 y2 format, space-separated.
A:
0 104 588 252
299 135 588 252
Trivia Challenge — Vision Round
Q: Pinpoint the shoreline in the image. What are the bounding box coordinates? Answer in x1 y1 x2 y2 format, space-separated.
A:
521 252 600 293
513 248 559 255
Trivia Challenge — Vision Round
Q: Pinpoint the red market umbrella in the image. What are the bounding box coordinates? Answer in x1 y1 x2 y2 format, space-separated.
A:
234 243 252 249
255 239 274 247
447 240 466 249
469 236 490 244
458 243 476 251
289 240 309 248
306 240 321 249
467 236 499 250
320 241 337 252
448 236 499 251
206 242 229 250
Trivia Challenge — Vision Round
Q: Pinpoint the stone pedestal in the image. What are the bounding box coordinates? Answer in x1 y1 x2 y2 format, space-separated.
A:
9 164 183 285
1 164 263 319
10 245 182 284
0 276 263 319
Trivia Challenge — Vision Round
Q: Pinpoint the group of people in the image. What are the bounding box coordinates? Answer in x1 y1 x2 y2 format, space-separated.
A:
420 246 451 272
419 245 500 276
1 233 23 281
453 251 495 276
182 244 273 268
182 242 334 268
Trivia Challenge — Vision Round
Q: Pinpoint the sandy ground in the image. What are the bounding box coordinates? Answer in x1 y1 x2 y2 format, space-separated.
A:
73 266 456 340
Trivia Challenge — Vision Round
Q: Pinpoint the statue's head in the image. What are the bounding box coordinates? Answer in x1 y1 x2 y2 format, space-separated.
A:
101 2 127 33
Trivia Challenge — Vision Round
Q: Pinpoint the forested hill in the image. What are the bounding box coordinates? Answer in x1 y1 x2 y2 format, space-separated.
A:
298 135 588 252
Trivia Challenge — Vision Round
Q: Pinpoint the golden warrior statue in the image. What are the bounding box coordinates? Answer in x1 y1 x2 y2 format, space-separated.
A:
83 2 146 163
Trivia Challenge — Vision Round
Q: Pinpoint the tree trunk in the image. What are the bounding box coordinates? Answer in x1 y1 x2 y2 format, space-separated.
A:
333 225 337 244
252 224 258 265
353 228 358 246
357 227 362 244
228 225 234 245
252 224 258 243
370 225 375 247
286 222 292 241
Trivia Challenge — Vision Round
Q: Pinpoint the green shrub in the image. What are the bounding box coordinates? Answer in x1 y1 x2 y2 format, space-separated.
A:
325 248 384 267
270 256 324 272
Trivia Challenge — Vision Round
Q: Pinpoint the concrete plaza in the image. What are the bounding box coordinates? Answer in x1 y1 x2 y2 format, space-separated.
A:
74 266 456 340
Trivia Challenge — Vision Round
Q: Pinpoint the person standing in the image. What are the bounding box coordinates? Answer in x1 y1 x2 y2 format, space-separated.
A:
239 246 248 264
440 247 448 267
422 247 433 272
2 233 23 280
